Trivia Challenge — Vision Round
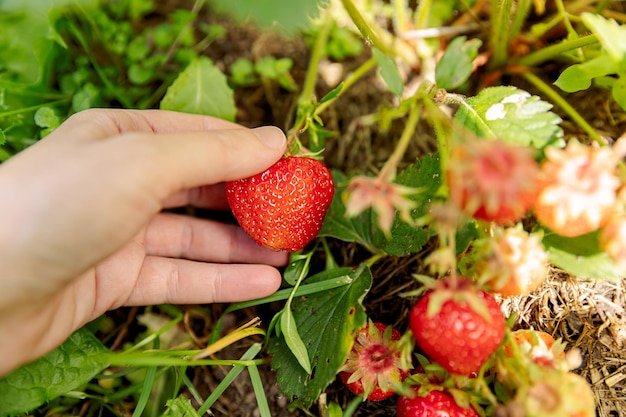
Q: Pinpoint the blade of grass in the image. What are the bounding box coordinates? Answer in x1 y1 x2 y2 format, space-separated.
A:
131 337 160 417
196 343 263 415
489 0 515 70
248 364 271 417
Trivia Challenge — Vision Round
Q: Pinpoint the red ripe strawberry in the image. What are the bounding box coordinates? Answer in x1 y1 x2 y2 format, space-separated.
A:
408 276 506 375
338 322 410 401
225 156 334 251
447 138 540 224
397 388 479 417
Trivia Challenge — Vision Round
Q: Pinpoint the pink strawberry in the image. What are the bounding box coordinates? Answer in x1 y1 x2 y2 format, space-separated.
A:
408 276 506 375
225 156 334 251
446 139 540 225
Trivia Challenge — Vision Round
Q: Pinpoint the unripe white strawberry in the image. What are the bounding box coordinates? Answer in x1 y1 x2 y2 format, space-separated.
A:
599 213 626 272
469 226 549 297
533 141 620 237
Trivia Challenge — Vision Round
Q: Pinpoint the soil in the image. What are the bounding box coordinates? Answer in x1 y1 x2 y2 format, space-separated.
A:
106 2 626 416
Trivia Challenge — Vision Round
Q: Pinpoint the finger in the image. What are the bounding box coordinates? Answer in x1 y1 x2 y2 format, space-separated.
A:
124 257 283 305
144 213 289 266
107 125 286 199
161 184 229 210
56 108 244 141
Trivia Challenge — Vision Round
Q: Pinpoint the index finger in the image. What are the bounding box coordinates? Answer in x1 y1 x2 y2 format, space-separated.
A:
57 109 245 142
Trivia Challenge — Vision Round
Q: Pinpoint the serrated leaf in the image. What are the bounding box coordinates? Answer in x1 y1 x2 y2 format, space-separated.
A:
268 266 372 407
320 155 441 255
162 396 201 417
582 12 626 64
541 231 622 281
373 48 403 96
208 0 322 34
0 328 110 416
454 86 563 148
382 153 442 256
436 36 482 90
160 56 236 121
319 170 388 252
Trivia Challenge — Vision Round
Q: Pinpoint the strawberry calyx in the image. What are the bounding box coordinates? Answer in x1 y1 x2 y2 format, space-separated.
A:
423 276 494 323
338 321 411 401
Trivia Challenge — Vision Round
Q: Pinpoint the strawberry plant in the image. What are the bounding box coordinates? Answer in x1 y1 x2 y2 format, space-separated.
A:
2 0 626 416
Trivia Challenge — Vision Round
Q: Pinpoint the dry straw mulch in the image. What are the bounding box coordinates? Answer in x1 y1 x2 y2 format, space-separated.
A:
500 271 626 417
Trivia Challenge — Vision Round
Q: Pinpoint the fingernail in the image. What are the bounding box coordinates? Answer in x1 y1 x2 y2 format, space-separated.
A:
253 126 286 149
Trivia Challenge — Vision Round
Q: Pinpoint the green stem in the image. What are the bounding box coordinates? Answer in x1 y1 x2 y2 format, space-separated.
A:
0 98 71 118
340 0 394 55
106 351 265 367
515 34 598 67
489 0 515 70
378 101 420 180
413 0 431 29
314 57 377 116
299 19 333 106
555 0 577 37
522 71 604 145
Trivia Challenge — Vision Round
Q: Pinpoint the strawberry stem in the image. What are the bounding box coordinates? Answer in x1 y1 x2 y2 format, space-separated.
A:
378 103 420 181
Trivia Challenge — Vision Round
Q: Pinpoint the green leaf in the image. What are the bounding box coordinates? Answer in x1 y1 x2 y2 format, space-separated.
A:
319 82 344 104
454 86 563 148
612 76 626 111
582 12 626 64
554 55 618 93
162 396 201 417
0 328 110 416
283 253 311 286
319 170 387 252
382 153 442 256
268 266 372 407
541 231 623 281
373 48 403 96
435 36 482 90
208 0 322 34
320 154 442 255
72 82 102 112
280 308 312 374
160 56 236 121
34 106 61 129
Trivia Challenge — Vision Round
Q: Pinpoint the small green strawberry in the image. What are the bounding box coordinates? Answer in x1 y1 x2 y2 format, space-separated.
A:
408 276 506 375
225 156 334 252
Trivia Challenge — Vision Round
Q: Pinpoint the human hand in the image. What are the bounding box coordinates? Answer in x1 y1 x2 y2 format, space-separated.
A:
0 109 289 376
